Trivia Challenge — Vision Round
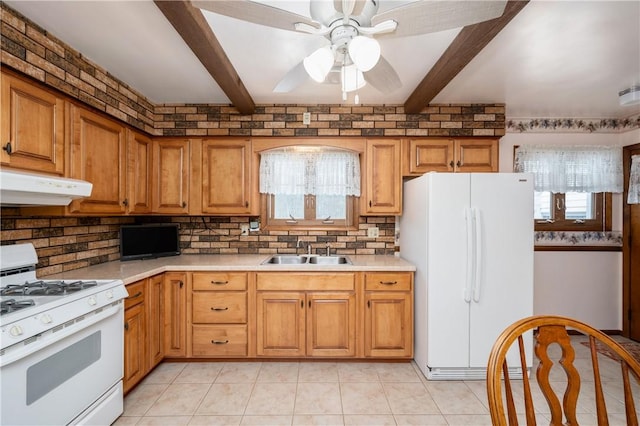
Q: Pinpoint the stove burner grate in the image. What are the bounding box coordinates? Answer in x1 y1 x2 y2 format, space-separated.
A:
0 280 99 296
0 298 36 315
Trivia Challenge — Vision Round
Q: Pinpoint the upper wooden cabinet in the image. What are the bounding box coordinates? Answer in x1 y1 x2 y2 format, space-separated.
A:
362 138 402 215
403 138 499 175
200 138 254 215
152 139 190 214
125 130 153 214
68 104 127 214
0 71 65 175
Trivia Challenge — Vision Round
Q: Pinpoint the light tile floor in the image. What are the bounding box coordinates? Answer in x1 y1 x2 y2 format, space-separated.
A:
114 336 640 426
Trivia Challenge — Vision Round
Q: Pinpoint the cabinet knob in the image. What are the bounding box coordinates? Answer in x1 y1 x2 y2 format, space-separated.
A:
449 161 454 169
122 199 129 207
456 160 462 167
182 201 187 208
124 322 129 331
369 200 372 207
179 281 184 288
2 142 12 155
245 201 249 208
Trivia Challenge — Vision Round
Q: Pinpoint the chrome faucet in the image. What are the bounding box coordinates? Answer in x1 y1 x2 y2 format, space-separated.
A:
325 243 331 256
308 243 313 256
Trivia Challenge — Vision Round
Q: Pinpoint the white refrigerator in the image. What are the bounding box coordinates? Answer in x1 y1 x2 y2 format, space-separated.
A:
400 172 534 380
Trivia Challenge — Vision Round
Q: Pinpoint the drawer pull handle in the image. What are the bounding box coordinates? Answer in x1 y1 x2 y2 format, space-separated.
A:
211 280 229 285
379 281 397 285
212 340 229 345
127 291 143 299
211 307 229 311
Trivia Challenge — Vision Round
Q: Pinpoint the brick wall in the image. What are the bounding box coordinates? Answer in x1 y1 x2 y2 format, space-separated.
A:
0 215 396 276
0 3 500 275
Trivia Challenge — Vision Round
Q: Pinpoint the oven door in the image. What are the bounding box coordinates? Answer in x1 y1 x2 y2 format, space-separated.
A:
0 302 124 426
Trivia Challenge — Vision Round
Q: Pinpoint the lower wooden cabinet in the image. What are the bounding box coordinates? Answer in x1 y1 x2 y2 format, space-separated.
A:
191 272 249 357
364 272 414 358
147 274 164 369
255 273 357 358
123 280 146 394
163 272 187 357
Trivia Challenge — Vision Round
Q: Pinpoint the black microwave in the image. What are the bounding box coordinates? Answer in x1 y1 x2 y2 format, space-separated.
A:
120 224 180 261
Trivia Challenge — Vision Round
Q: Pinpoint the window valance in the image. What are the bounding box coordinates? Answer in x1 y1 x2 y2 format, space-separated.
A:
514 145 623 193
259 148 361 196
628 154 640 204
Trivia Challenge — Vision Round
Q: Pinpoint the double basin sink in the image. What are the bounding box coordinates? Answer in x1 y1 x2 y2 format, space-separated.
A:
262 255 352 265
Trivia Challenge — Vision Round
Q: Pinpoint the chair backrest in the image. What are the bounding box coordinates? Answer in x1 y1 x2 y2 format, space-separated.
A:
486 315 640 426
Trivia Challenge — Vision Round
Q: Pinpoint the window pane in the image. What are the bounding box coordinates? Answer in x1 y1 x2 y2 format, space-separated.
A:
534 191 551 219
565 192 593 220
316 195 346 220
273 194 304 219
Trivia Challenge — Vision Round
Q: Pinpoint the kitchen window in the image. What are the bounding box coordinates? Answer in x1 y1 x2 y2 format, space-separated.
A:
515 145 622 231
259 147 360 229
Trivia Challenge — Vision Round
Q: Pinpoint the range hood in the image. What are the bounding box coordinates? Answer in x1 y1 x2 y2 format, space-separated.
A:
0 169 93 206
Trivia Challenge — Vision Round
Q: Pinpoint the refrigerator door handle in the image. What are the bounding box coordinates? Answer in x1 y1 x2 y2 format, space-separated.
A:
473 207 482 302
464 207 474 303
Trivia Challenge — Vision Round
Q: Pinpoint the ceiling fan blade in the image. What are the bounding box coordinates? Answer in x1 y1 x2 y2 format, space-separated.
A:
363 56 402 94
192 0 320 33
273 61 310 93
371 0 508 37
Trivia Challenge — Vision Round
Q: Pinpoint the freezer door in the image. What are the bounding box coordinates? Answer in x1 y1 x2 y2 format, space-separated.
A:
468 173 534 368
426 173 472 369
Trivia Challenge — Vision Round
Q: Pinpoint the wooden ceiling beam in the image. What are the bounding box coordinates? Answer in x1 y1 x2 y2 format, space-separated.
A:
154 0 255 115
404 0 529 114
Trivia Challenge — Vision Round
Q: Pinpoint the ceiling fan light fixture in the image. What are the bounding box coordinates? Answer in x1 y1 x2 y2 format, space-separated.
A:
341 64 366 93
303 46 334 83
348 36 380 72
619 85 640 106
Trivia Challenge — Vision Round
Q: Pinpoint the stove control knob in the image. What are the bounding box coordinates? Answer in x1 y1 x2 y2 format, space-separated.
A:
9 325 23 337
105 290 114 299
41 314 53 324
88 296 97 306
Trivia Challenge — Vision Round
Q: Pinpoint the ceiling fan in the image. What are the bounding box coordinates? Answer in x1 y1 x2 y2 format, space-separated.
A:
192 0 508 101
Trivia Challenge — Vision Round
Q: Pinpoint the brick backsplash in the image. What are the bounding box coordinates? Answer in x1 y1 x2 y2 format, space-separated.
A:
0 215 396 276
0 3 505 137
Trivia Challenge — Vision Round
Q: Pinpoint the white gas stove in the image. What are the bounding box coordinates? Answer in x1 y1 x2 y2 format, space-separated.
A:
0 243 128 425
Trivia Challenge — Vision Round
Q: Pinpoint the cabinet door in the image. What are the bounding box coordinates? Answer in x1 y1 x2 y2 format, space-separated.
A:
147 274 164 370
363 139 402 215
0 72 65 175
153 139 189 214
124 303 146 394
364 292 413 358
163 272 187 357
256 292 305 357
201 139 253 214
68 104 126 214
126 130 153 213
455 139 498 172
306 292 356 357
404 138 455 175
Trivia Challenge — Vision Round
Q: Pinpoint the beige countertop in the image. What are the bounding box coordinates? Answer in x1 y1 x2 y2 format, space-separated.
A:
44 254 416 285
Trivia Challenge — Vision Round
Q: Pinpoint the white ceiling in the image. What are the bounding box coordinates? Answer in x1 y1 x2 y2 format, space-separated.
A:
5 0 640 119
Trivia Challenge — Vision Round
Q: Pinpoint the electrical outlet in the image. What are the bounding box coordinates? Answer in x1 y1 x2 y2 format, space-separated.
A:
367 227 379 238
240 224 249 236
302 112 311 125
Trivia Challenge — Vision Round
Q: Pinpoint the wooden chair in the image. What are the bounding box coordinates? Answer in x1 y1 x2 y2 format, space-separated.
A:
486 315 640 426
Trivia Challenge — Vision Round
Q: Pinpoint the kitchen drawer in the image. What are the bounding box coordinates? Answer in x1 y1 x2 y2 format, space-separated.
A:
256 273 355 291
192 325 247 357
365 273 412 291
124 280 145 309
192 272 247 291
192 292 247 323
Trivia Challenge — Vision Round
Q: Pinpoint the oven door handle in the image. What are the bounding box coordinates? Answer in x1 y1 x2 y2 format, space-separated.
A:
0 302 123 368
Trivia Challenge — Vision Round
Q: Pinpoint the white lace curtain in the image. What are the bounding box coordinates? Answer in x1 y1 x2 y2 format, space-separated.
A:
514 145 623 193
629 155 640 204
259 148 361 196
